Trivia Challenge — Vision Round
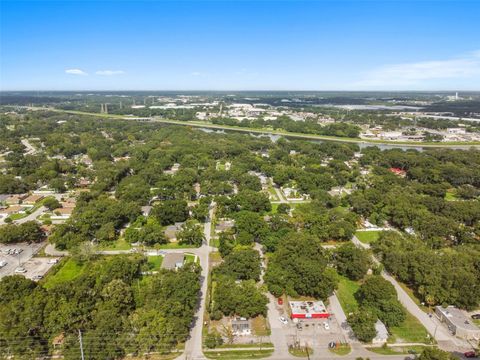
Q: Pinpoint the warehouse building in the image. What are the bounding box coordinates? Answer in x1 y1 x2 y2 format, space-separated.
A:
435 306 480 340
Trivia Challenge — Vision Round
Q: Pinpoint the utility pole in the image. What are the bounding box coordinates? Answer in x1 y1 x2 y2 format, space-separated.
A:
78 329 85 360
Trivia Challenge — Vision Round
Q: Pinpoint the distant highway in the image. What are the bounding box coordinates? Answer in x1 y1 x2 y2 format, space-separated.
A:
21 106 480 149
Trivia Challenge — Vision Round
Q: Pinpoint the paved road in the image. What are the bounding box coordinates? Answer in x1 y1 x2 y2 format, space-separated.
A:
254 242 292 359
181 203 215 360
15 206 46 224
273 186 287 204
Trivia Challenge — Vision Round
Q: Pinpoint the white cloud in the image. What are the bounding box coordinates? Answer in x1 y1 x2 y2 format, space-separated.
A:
354 50 480 88
65 68 88 76
96 70 125 76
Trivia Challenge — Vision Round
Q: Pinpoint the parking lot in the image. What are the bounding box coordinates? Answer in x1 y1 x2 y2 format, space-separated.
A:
282 315 347 350
0 242 52 280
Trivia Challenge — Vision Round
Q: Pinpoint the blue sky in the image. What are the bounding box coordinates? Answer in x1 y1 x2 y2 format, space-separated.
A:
1 0 479 91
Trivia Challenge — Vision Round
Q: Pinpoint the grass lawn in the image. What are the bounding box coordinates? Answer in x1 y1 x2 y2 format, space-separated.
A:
366 345 433 355
98 238 132 251
204 349 273 359
444 190 458 201
329 344 351 356
217 343 273 349
388 311 432 344
43 258 86 289
355 230 382 244
267 186 279 201
251 315 271 336
147 256 163 271
267 203 279 215
128 353 182 360
210 236 220 248
289 347 313 358
156 242 199 249
184 253 197 264
336 275 360 315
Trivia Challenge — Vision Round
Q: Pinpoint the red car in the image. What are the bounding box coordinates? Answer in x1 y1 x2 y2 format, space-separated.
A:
464 351 477 358
277 298 283 305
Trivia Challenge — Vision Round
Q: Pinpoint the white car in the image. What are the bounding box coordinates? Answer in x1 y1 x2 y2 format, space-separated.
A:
32 275 43 280
0 261 7 267
323 322 330 330
279 316 288 325
14 267 27 273
47 258 59 264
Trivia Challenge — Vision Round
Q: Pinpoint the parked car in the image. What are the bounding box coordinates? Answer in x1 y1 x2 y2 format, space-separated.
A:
32 275 43 280
464 351 477 358
47 258 58 264
0 261 7 267
14 267 27 273
471 314 480 320
277 297 283 305
323 322 330 330
279 316 288 325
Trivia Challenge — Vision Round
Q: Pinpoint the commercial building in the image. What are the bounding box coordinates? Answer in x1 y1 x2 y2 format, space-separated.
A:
435 306 480 340
289 301 329 319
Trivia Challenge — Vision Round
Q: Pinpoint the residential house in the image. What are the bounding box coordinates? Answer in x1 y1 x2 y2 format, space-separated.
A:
22 194 44 205
161 253 185 271
164 222 185 241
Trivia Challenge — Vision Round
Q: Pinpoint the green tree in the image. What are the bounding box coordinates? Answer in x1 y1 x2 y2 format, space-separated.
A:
347 309 377 342
152 199 188 226
177 221 205 247
334 243 371 281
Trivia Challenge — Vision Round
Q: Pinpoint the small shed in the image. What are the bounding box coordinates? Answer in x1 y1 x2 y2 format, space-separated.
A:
231 317 251 336
372 320 389 344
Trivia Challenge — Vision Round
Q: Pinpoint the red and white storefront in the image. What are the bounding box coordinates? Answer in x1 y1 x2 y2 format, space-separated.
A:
289 301 329 319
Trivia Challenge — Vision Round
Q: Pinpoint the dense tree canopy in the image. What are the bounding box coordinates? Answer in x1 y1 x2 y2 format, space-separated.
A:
265 234 337 298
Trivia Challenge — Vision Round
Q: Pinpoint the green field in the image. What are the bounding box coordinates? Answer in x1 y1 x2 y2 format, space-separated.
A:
43 258 86 288
388 311 432 344
329 344 351 356
336 275 360 315
147 256 163 271
335 275 431 344
289 347 313 358
184 253 197 264
355 230 382 244
98 238 132 251
366 345 433 355
444 191 458 201
156 242 198 249
204 349 274 359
